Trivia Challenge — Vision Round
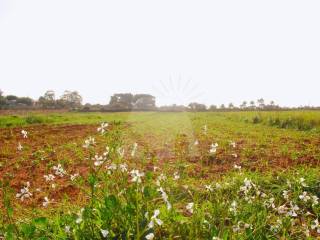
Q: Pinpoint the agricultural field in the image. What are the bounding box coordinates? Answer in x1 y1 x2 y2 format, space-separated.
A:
0 111 320 239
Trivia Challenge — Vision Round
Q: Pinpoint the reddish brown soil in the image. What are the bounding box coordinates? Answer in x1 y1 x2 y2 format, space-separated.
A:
0 123 319 210
0 124 96 208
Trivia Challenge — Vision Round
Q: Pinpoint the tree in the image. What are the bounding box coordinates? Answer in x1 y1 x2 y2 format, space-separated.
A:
188 102 207 111
228 103 234 109
133 94 156 110
0 89 6 108
249 101 255 109
44 90 55 101
38 90 56 109
257 98 265 109
109 93 134 110
6 95 18 101
265 100 279 110
209 105 217 111
16 97 33 106
108 93 156 111
1 94 33 108
220 104 226 110
60 91 83 109
240 101 247 109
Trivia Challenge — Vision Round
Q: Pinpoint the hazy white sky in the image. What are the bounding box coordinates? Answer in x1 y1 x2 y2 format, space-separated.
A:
0 0 319 107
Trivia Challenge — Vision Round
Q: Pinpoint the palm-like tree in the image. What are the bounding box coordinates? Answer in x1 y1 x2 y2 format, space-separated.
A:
250 100 255 109
240 101 247 109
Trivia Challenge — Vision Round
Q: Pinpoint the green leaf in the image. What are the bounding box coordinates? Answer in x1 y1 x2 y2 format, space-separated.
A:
5 224 15 240
104 195 119 209
21 223 36 237
88 173 97 186
7 206 14 218
33 217 48 227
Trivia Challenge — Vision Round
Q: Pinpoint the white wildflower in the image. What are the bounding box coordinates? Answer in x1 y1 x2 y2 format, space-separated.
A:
92 154 106 167
186 202 194 214
277 204 288 215
205 184 213 192
244 223 252 229
312 195 319 206
233 221 251 232
311 219 320 234
148 209 163 229
173 172 180 180
70 173 79 181
44 174 55 182
17 142 23 151
270 219 282 233
101 229 109 238
203 125 208 134
75 217 82 224
264 198 276 209
239 178 255 196
287 180 292 188
16 182 32 201
117 147 125 158
76 208 84 224
64 225 71 233
302 223 310 237
131 143 138 157
299 178 308 187
299 191 311 202
97 122 108 134
156 174 167 186
42 196 52 207
107 163 117 171
260 192 267 198
287 202 299 217
53 164 66 177
145 233 154 240
21 130 28 138
282 190 290 200
157 187 172 210
119 163 128 172
209 143 218 154
234 164 241 170
230 141 236 148
103 146 110 157
83 137 95 148
229 201 237 214
130 169 144 183
232 224 240 233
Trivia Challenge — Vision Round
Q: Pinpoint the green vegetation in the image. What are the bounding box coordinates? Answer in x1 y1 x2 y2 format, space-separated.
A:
219 111 320 131
0 111 319 239
1 111 320 131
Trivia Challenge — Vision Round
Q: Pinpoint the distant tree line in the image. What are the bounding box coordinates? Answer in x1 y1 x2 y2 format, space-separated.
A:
0 90 156 111
0 90 83 110
0 89 319 112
